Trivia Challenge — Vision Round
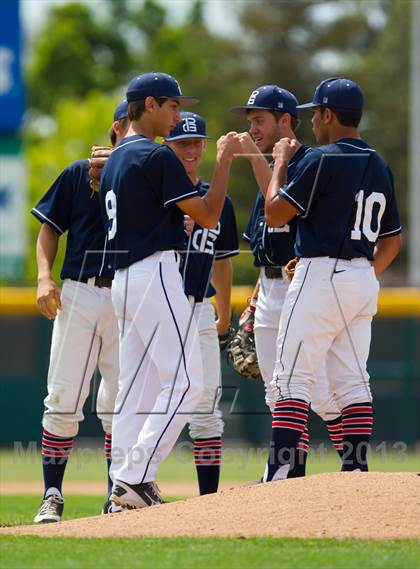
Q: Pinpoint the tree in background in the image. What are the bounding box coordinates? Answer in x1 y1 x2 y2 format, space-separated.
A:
240 1 383 143
24 0 409 283
27 2 133 114
351 0 409 226
25 92 121 282
25 0 256 283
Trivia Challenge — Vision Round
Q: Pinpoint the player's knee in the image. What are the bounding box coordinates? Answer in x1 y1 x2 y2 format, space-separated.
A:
189 416 224 440
273 375 311 402
42 415 79 439
333 381 372 411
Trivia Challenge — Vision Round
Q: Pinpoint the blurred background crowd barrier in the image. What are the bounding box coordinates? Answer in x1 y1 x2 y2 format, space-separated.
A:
1 286 418 446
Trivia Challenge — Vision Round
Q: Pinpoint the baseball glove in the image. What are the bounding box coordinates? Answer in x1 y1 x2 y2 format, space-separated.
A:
88 146 112 192
218 326 235 351
284 257 300 280
227 307 260 379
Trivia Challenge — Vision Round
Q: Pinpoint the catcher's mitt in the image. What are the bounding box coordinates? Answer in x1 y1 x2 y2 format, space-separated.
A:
88 146 113 192
284 257 300 281
218 326 235 351
227 307 260 379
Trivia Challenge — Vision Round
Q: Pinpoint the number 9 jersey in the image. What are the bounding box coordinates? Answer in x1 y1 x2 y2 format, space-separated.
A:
278 138 401 260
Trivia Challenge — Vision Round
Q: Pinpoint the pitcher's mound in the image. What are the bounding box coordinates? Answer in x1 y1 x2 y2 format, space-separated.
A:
2 472 419 540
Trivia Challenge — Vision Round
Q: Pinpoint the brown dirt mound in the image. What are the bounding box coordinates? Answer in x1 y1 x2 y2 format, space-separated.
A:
1 472 419 540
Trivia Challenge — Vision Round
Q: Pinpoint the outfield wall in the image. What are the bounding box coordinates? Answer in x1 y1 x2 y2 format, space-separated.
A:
0 287 419 445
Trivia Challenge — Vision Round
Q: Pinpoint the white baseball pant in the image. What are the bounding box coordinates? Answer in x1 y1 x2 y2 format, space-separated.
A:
110 251 204 485
188 298 223 440
42 279 119 437
274 257 378 410
254 269 341 420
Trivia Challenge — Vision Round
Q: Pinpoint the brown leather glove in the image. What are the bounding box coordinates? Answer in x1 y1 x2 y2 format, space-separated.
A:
88 146 112 192
227 307 260 379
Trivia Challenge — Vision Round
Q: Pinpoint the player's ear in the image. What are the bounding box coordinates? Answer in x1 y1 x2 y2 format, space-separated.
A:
323 108 334 125
144 96 155 112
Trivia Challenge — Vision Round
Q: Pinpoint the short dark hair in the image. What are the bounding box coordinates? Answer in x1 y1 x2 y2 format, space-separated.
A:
109 117 130 146
268 110 300 133
320 106 362 128
128 97 167 121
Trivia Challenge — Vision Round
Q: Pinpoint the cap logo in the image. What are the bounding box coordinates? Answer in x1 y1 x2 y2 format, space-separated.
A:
277 102 284 109
323 97 328 103
247 90 259 105
182 117 197 132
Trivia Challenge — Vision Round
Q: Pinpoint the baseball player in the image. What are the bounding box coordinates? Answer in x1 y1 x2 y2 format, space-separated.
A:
100 73 240 510
31 100 130 523
264 77 401 478
165 111 239 494
230 86 342 479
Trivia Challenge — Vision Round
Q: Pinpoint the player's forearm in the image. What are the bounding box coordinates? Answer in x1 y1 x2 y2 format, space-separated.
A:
212 258 233 329
373 234 402 278
249 156 272 197
251 278 260 301
201 158 233 228
36 224 59 281
265 160 290 226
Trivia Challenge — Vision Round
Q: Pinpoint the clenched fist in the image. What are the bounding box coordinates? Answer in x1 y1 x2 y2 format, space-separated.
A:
235 132 261 159
272 137 299 165
216 132 241 162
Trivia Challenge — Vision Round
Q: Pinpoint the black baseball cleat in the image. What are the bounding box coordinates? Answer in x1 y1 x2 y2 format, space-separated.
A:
110 480 164 510
33 493 64 523
101 498 123 515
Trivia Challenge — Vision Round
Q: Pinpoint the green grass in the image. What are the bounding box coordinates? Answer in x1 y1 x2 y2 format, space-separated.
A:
0 536 418 569
1 446 418 484
0 495 102 526
1 448 418 569
0 495 180 526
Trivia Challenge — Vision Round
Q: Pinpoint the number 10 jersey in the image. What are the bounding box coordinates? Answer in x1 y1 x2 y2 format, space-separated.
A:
278 138 401 260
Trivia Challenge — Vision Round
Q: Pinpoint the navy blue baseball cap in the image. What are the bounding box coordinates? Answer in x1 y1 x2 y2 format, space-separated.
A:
165 112 210 141
126 72 199 105
297 77 364 110
113 99 128 121
230 85 299 118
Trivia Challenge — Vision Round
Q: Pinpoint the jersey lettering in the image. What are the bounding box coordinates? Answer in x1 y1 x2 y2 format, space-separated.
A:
192 222 221 255
268 224 290 234
351 190 386 242
105 189 117 240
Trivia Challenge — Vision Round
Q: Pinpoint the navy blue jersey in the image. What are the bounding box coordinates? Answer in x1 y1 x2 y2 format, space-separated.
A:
279 138 401 260
100 135 199 269
243 146 310 266
182 181 239 299
31 159 113 281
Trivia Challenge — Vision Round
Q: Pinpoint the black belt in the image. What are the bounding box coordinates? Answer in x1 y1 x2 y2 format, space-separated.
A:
264 266 284 279
78 276 113 288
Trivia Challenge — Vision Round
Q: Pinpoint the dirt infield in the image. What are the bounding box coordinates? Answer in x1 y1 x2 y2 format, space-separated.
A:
1 472 419 539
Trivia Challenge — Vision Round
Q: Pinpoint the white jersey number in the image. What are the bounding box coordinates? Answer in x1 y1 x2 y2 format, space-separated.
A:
351 190 386 242
105 189 117 240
